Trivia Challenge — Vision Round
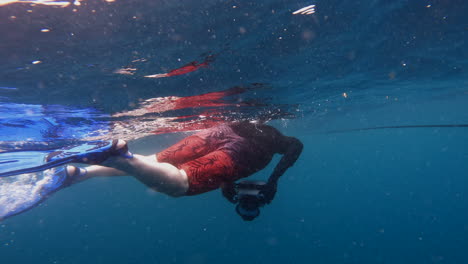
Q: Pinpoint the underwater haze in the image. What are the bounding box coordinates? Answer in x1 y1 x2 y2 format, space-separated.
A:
1 0 468 263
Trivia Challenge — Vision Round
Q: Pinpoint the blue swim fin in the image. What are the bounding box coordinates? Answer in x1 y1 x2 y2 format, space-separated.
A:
0 140 114 178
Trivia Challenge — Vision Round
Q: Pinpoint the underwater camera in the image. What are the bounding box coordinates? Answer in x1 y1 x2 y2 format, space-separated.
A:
234 180 267 221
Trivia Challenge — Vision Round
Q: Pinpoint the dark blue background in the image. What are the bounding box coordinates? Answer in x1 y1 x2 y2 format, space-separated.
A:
1 0 467 263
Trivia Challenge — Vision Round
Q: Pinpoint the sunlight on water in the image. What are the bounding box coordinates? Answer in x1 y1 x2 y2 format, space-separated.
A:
292 5 316 15
0 0 115 7
0 0 75 7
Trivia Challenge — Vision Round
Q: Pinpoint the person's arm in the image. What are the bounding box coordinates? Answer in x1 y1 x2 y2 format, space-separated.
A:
262 136 303 203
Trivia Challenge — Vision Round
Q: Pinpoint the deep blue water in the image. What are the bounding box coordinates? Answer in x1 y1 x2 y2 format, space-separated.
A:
1 0 468 263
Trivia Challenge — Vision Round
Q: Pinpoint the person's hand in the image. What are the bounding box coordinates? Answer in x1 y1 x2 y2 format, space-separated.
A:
221 182 237 204
261 182 277 204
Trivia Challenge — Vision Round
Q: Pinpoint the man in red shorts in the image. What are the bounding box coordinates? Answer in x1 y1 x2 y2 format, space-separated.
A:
66 121 303 217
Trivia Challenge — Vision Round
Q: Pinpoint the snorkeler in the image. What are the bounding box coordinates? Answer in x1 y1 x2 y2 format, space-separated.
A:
0 121 302 220
64 121 303 220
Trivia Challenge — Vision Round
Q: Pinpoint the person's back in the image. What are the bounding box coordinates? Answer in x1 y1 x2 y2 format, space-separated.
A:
227 122 293 176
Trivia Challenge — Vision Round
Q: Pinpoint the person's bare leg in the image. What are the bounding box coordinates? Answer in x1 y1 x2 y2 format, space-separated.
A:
67 140 188 197
65 165 127 184
67 155 188 196
101 153 189 197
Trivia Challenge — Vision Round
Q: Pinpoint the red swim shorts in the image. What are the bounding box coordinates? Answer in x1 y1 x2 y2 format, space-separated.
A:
156 126 245 195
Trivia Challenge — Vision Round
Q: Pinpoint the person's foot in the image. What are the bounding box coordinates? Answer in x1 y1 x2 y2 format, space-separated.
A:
78 139 133 164
112 139 133 159
64 165 87 186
